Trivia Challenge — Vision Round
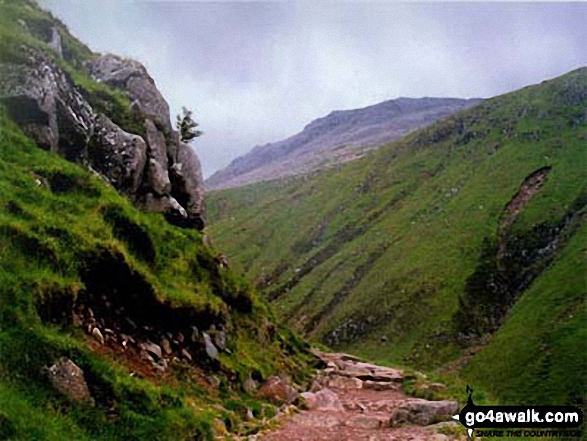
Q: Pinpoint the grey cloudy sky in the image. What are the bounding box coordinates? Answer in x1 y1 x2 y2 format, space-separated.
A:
41 0 587 177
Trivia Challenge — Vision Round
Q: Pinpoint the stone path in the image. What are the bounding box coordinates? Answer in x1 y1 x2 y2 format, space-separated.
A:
256 351 464 441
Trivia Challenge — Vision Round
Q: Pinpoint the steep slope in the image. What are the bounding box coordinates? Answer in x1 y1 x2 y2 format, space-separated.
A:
208 68 587 406
206 97 482 190
0 2 312 440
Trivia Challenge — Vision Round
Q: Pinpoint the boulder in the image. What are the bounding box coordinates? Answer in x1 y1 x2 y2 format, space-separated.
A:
300 388 343 411
346 414 388 430
203 332 218 360
0 52 93 155
88 114 147 195
169 141 205 230
45 357 94 405
389 399 459 426
326 374 363 390
88 54 171 132
258 376 299 405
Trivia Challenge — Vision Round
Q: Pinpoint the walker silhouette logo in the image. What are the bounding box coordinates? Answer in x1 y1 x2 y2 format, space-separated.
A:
452 386 584 438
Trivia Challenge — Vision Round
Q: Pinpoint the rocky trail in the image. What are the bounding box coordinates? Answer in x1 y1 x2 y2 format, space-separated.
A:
251 351 465 441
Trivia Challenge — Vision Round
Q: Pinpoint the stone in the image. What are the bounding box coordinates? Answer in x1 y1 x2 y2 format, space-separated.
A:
49 27 63 58
203 332 218 360
45 357 94 405
91 327 104 345
214 329 226 351
169 141 205 230
142 342 162 360
181 349 192 362
190 326 199 342
291 412 342 428
88 54 171 132
346 414 388 430
326 374 363 390
389 399 459 426
145 119 171 195
258 376 299 405
0 52 93 154
88 114 147 196
362 380 400 391
244 377 259 393
160 337 172 355
300 389 343 411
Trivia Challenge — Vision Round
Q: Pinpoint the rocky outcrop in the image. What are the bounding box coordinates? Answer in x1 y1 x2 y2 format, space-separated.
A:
0 48 206 230
89 114 147 195
0 51 93 155
88 54 171 133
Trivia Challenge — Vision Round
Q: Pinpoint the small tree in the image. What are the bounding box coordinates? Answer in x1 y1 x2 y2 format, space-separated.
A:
176 107 202 143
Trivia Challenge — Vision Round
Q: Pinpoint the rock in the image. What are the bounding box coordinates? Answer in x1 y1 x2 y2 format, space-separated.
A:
88 54 171 132
45 357 94 405
181 349 192 362
244 377 259 393
142 342 162 360
291 412 342 428
145 119 171 195
362 380 400 391
202 332 218 360
169 142 205 230
346 414 388 430
214 329 226 351
259 376 299 405
390 399 459 426
190 326 199 342
300 389 343 411
91 327 104 345
429 435 450 441
160 337 172 355
208 375 221 388
88 114 147 196
0 51 93 154
138 193 189 224
49 27 63 58
326 374 363 390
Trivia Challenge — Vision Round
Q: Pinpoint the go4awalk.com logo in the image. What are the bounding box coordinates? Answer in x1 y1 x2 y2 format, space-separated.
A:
452 386 584 438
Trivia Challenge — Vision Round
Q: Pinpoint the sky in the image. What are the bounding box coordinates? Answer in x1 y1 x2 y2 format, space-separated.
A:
41 0 587 178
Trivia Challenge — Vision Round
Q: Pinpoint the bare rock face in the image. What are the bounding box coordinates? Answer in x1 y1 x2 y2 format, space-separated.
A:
145 119 171 195
0 53 93 156
45 357 94 405
89 114 147 195
88 54 171 133
0 48 206 230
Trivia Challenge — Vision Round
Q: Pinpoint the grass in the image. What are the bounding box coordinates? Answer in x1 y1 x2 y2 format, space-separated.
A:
208 67 587 408
0 109 315 440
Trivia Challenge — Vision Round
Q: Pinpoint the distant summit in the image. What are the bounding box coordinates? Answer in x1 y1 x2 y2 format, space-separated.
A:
206 97 482 190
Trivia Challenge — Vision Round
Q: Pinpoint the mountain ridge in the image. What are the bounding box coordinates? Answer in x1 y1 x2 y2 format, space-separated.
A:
206 96 482 190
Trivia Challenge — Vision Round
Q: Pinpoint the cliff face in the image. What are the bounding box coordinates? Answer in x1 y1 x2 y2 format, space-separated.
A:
0 17 205 229
206 97 482 190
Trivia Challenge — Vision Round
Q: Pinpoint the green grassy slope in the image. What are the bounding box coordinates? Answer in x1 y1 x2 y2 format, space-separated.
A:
0 108 312 441
0 2 312 439
208 68 587 406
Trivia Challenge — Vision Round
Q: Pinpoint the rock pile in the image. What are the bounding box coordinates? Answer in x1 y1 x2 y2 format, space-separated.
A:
255 350 464 441
73 304 227 375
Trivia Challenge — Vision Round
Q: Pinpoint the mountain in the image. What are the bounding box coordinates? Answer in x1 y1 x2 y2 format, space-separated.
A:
0 2 313 439
206 97 482 190
208 68 587 407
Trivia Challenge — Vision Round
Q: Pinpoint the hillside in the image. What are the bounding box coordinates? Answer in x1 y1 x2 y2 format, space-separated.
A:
206 97 481 190
208 68 587 407
0 2 313 439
